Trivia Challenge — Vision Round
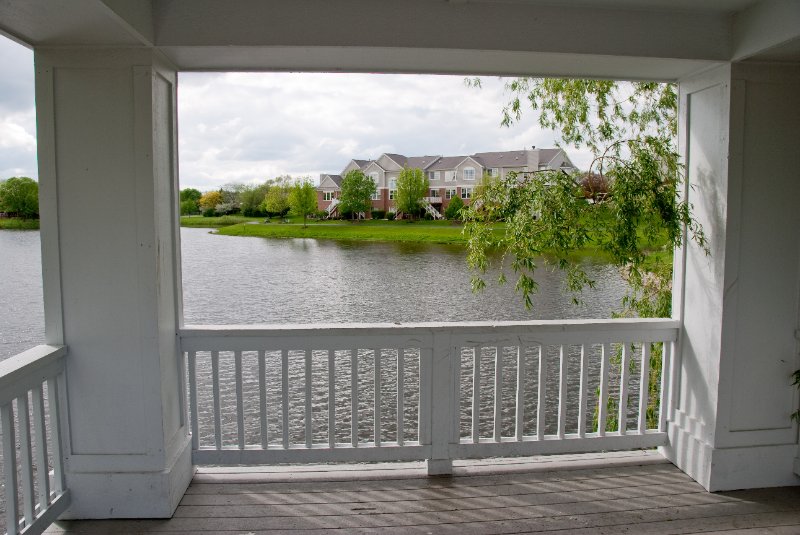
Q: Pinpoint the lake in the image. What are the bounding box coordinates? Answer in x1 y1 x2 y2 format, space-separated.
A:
1 228 629 359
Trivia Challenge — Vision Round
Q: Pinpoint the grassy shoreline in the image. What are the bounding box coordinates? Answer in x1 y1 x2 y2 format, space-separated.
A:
0 218 39 230
181 216 671 266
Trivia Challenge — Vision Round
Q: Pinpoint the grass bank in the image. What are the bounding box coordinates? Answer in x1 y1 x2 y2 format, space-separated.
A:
216 220 474 244
0 218 39 230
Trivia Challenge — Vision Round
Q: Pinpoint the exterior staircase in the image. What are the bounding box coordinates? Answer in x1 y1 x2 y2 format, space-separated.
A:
325 198 340 218
422 200 444 220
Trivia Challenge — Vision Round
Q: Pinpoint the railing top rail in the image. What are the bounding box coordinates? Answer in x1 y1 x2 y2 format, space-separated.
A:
181 318 679 337
179 319 680 352
0 344 66 407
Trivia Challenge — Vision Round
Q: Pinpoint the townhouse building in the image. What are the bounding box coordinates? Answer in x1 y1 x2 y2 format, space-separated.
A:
318 147 576 216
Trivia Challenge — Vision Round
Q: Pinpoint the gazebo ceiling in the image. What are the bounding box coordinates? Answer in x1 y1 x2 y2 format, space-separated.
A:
0 0 797 79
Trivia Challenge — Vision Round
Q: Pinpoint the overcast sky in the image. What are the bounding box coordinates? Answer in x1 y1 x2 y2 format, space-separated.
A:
0 36 593 191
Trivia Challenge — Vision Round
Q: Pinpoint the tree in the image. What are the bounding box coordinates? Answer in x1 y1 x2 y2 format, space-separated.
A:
289 178 318 227
198 190 223 212
338 169 375 219
180 200 198 215
180 188 202 203
239 183 270 216
395 167 429 219
444 195 464 220
261 178 291 217
179 188 201 215
463 78 706 313
0 177 39 218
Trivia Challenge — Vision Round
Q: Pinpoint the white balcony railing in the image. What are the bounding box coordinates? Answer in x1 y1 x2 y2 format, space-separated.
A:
181 319 677 470
0 345 70 535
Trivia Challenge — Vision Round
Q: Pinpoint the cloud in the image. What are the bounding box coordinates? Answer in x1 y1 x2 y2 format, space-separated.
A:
0 35 595 188
0 38 36 179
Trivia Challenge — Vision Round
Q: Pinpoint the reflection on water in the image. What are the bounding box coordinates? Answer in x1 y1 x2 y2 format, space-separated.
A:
180 228 629 325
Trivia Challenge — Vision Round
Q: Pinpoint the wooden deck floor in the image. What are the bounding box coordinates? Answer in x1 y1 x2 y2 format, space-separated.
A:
45 451 800 534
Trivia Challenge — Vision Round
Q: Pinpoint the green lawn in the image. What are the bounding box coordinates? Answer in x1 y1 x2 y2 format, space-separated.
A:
216 220 474 244
0 218 39 230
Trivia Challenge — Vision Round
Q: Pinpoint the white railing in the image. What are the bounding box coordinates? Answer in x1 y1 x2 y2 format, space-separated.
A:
181 319 677 472
0 345 70 535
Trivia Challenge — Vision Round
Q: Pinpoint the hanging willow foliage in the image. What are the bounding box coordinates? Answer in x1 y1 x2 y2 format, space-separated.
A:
463 78 707 314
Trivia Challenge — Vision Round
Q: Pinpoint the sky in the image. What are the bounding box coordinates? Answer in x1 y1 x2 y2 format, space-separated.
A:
0 35 593 191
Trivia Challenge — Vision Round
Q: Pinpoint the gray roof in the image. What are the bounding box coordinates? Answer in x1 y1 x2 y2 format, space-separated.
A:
472 151 531 168
428 156 468 171
383 153 407 168
407 155 441 170
352 159 370 169
320 174 342 186
537 148 562 166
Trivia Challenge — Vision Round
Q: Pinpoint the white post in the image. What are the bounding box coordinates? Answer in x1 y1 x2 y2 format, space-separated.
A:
664 62 800 491
35 48 191 517
426 332 454 476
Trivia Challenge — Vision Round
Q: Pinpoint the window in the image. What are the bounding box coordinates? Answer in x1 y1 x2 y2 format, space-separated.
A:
538 164 548 170
389 190 396 200
369 171 380 185
389 178 397 189
461 187 473 199
371 190 381 201
429 189 440 198
487 167 499 177
444 170 456 181
323 191 333 201
434 171 441 181
463 167 476 180
445 188 457 199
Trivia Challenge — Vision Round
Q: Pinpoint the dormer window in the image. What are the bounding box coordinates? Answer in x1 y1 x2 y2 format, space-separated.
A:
463 167 475 181
487 167 499 177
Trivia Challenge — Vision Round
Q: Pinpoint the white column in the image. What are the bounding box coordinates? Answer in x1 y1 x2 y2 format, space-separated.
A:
35 48 191 518
663 62 800 491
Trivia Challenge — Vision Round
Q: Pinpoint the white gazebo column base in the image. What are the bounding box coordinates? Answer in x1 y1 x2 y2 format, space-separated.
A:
35 47 191 518
664 61 800 492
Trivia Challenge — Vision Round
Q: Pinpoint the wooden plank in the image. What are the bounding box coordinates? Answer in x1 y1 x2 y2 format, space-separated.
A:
493 347 502 443
618 343 630 435
374 348 381 447
281 349 289 449
32 385 50 510
417 348 431 446
557 344 567 439
536 345 546 440
328 350 336 449
18 394 36 525
472 346 480 444
234 350 244 449
453 431 667 458
351 348 358 448
211 350 221 450
397 349 404 447
47 375 66 493
514 346 524 441
660 341 672 432
578 344 588 438
188 352 199 451
193 444 430 465
0 345 66 407
638 342 651 433
258 350 267 449
2 401 19 535
597 343 610 436
305 349 313 448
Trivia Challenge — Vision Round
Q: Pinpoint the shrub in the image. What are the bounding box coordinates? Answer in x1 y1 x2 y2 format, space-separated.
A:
386 211 396 221
202 208 216 217
371 209 386 219
445 196 465 220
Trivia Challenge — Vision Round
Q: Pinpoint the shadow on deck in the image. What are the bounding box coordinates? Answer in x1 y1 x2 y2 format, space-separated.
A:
45 451 800 534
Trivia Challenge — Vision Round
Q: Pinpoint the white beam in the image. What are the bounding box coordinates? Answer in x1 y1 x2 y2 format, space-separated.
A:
732 0 800 61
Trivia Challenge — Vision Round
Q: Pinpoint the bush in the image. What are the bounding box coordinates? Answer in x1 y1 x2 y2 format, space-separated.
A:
386 211 396 221
180 200 198 215
423 212 433 221
371 210 386 219
445 196 465 220
202 208 216 217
